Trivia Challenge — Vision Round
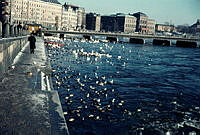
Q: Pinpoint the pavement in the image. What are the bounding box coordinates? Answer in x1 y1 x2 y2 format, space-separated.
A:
0 37 69 135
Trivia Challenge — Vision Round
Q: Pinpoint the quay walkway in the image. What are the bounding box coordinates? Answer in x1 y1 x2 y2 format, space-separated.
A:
0 37 69 135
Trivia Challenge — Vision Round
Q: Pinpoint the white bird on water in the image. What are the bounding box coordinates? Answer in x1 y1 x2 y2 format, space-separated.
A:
118 56 122 59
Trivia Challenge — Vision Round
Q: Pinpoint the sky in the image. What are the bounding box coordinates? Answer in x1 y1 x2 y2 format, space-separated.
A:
59 0 200 26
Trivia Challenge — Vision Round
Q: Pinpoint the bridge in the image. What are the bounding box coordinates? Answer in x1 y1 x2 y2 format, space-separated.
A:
43 30 200 48
43 30 200 41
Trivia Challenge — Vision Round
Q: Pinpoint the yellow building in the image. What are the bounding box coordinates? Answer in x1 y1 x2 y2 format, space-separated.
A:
155 24 176 33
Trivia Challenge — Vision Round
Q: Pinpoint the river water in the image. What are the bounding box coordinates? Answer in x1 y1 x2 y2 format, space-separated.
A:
47 40 200 135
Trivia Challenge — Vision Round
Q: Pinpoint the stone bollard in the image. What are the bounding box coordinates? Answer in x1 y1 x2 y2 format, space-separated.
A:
17 24 22 36
10 24 14 37
2 23 10 38
14 25 18 36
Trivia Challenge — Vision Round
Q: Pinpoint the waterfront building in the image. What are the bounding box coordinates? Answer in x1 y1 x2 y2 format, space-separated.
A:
101 13 136 33
147 19 156 34
190 19 200 34
115 13 136 33
155 24 176 33
11 0 62 30
131 12 148 33
62 3 86 31
191 19 200 28
62 3 78 31
86 13 101 31
2 0 85 31
101 15 117 32
176 19 200 35
176 25 190 33
76 7 86 30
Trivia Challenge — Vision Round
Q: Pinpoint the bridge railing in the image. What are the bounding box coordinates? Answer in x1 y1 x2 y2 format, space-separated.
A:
42 30 200 41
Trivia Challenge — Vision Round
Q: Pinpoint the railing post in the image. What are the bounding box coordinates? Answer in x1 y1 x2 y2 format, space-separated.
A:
0 0 10 38
14 25 18 36
10 24 14 37
2 22 10 38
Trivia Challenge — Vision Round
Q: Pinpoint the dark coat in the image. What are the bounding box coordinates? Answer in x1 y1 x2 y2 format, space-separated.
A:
28 35 36 49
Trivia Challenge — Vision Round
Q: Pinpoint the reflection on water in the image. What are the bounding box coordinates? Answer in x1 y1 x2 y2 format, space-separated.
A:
48 41 200 135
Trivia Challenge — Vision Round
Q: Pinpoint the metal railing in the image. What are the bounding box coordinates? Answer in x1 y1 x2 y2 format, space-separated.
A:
0 22 30 38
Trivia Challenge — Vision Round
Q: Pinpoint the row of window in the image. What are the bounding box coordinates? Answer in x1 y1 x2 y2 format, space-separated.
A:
14 0 61 10
125 24 135 28
10 0 84 28
126 19 136 23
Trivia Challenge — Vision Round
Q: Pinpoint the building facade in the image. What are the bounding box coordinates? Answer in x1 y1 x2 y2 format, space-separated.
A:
147 19 156 34
101 13 136 33
190 19 200 34
155 24 176 33
86 13 101 31
115 13 136 33
62 3 86 31
130 12 155 34
101 15 117 32
11 0 62 29
131 12 148 33
62 4 77 31
76 7 86 30
1 0 85 31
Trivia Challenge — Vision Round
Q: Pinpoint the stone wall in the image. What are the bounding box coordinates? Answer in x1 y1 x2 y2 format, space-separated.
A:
0 36 28 74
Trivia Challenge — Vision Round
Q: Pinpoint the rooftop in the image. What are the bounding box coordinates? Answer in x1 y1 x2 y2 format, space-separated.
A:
41 0 61 4
191 19 200 28
156 24 175 27
132 12 148 17
63 2 79 8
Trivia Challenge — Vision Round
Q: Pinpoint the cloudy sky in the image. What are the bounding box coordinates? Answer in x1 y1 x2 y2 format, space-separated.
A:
59 0 200 25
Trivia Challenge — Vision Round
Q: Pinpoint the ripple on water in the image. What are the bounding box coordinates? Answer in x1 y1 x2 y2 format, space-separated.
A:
48 41 200 135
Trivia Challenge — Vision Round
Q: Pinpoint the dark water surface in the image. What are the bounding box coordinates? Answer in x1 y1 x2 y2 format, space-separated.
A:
47 41 200 135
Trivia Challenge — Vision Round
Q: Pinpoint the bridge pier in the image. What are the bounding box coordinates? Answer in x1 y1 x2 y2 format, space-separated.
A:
153 39 170 46
59 34 64 39
176 40 197 48
129 38 144 44
83 35 91 41
106 37 118 43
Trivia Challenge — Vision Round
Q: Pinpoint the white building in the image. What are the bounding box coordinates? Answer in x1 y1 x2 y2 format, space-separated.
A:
62 3 86 31
8 0 85 30
11 0 62 29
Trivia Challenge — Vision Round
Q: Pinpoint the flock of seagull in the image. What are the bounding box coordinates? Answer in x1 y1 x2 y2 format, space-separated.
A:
47 40 142 134
46 39 200 134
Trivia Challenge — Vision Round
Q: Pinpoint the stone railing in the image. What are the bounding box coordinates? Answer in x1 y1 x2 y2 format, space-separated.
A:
0 36 28 74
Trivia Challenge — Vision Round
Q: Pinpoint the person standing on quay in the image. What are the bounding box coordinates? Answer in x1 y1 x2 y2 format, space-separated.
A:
28 33 36 54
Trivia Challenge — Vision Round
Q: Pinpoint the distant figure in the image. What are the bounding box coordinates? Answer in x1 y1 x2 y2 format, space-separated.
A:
17 23 23 35
28 33 36 54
